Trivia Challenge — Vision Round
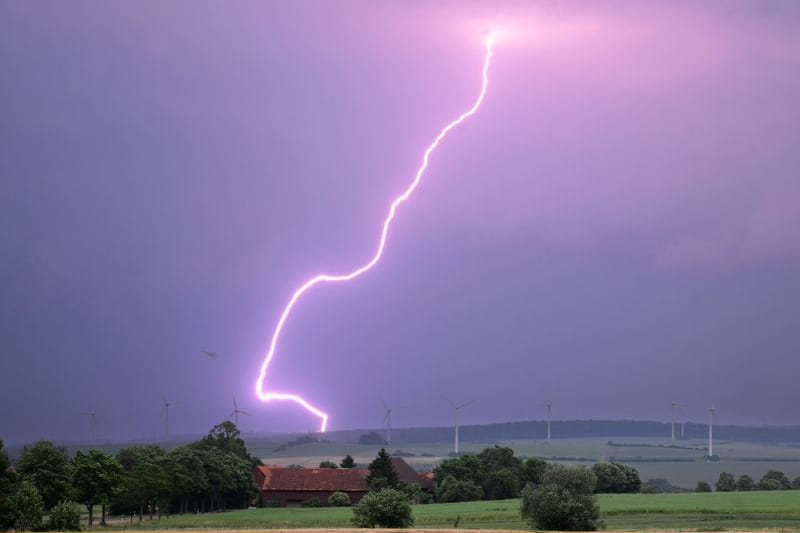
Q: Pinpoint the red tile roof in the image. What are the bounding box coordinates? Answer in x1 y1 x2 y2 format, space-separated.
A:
255 466 369 492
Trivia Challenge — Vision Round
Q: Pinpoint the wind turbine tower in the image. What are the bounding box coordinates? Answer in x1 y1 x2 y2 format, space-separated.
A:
161 396 180 440
81 411 97 441
546 403 552 443
229 396 250 427
671 402 680 442
382 401 396 447
448 399 474 456
707 407 716 459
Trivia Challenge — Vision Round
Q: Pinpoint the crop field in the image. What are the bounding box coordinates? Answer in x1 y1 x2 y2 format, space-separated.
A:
248 436 800 489
124 491 800 531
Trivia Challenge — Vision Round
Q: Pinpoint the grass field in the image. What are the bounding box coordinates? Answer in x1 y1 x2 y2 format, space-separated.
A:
122 491 800 531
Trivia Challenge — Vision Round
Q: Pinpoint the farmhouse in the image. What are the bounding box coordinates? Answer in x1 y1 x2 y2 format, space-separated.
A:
253 457 433 507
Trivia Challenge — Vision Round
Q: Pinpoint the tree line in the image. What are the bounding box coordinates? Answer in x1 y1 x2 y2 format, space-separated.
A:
432 445 641 503
0 422 260 531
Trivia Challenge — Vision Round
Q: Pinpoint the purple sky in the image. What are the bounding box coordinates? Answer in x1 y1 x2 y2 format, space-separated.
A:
2 1 799 442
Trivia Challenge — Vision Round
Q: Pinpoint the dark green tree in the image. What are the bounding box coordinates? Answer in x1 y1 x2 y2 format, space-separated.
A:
759 470 791 490
591 463 627 493
792 476 800 490
0 440 15 531
433 454 486 489
366 449 398 490
199 422 250 462
71 450 123 526
167 446 208 514
715 472 736 492
615 464 642 493
10 479 44 531
522 458 548 487
435 475 483 503
520 465 601 531
16 441 72 509
340 454 356 469
483 468 520 499
352 488 413 528
114 446 170 521
735 475 755 491
478 446 521 473
319 460 338 469
695 481 712 492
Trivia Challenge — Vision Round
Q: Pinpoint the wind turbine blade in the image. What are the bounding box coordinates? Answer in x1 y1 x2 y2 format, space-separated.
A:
233 396 238 410
239 410 251 416
228 411 236 419
457 400 475 409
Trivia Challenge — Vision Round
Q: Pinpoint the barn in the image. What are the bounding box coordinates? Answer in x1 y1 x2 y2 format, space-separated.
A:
253 465 370 507
253 457 434 507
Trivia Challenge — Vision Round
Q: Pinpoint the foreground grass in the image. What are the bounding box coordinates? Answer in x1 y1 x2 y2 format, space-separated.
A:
123 491 800 531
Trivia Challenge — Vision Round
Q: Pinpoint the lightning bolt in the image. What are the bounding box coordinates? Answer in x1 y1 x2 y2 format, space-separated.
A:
256 33 496 432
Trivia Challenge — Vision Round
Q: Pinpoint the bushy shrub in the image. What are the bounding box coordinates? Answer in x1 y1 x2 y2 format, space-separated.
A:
792 476 800 490
695 481 712 493
520 464 602 531
301 497 321 508
328 492 351 507
47 501 81 531
352 489 413 528
10 479 44 531
396 481 422 502
318 460 338 469
435 475 483 503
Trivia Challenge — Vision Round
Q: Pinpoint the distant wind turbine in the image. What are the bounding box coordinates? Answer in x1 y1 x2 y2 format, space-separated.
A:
707 407 716 459
671 401 680 442
81 411 97 441
545 403 552 443
228 396 250 427
447 398 474 456
161 395 181 440
382 401 403 447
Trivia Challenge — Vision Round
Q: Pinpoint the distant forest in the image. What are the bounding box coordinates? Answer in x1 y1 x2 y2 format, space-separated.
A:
311 420 800 445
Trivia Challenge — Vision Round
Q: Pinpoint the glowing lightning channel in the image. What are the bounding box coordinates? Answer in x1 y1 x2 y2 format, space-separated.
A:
256 33 497 432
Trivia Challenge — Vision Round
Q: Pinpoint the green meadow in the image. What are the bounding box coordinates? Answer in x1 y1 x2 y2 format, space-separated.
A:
125 491 800 531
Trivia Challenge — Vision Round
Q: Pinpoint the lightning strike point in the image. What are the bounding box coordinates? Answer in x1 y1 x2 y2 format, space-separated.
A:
255 34 496 433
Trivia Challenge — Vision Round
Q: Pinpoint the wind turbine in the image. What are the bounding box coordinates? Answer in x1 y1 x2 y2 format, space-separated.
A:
81 411 97 441
707 407 716 459
382 401 397 447
228 396 250 427
447 398 474 456
671 401 680 442
161 395 181 440
545 403 552 443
